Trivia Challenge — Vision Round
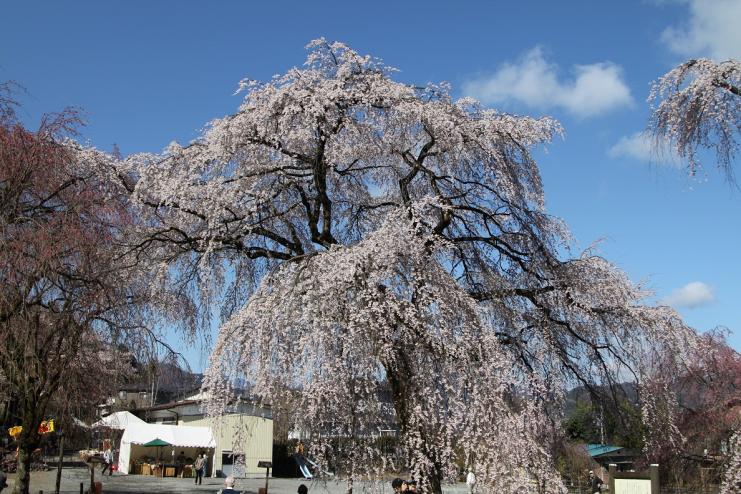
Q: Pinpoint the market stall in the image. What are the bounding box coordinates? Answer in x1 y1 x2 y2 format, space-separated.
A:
117 422 215 476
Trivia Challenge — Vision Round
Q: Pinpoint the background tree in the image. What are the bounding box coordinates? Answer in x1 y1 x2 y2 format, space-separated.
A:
678 329 741 456
648 58 740 183
640 328 740 486
720 430 741 494
563 394 644 450
0 94 182 494
86 40 697 494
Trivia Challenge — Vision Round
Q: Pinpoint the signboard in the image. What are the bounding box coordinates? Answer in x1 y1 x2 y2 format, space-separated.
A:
608 464 659 494
615 478 652 494
257 461 272 468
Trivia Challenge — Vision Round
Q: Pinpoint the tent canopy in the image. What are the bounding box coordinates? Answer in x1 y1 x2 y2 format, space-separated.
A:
92 411 146 430
121 422 215 449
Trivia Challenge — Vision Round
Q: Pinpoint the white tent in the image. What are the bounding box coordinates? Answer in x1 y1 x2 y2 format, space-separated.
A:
118 422 215 474
72 417 91 429
92 411 147 430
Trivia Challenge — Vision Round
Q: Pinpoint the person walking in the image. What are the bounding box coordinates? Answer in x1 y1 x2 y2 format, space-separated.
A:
194 453 206 485
101 447 114 476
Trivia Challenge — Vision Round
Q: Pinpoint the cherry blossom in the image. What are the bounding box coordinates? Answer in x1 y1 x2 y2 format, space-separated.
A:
80 40 698 493
648 58 740 182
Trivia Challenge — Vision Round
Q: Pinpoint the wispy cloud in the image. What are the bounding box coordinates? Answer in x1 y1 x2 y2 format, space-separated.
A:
662 281 715 309
463 47 633 118
608 132 679 165
661 0 741 61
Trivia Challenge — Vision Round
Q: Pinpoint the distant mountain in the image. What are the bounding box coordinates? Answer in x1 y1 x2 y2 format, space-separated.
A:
564 382 639 417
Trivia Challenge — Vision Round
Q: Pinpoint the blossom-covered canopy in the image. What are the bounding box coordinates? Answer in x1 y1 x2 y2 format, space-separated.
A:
81 40 696 493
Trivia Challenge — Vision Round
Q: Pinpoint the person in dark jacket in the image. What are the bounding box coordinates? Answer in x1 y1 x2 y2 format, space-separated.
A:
216 475 240 494
589 470 603 494
391 477 406 492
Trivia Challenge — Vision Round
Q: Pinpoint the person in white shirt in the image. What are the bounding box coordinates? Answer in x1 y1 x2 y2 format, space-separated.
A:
466 468 477 494
101 448 113 476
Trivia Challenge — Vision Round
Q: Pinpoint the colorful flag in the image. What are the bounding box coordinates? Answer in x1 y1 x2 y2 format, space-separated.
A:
7 420 55 438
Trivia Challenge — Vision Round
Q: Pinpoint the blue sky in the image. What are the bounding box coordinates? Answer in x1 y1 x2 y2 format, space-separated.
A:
2 0 739 368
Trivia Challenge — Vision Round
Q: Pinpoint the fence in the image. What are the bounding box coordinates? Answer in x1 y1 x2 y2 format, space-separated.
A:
565 481 720 494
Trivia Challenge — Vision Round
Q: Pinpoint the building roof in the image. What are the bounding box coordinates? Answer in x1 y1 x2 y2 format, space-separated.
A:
137 399 200 412
587 443 625 457
135 395 271 414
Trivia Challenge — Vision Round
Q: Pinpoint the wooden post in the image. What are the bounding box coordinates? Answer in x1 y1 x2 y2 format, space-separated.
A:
650 464 660 494
608 464 616 494
55 433 64 494
89 462 95 494
257 461 272 494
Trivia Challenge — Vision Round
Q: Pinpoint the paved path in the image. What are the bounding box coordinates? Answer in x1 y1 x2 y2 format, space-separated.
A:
4 468 472 494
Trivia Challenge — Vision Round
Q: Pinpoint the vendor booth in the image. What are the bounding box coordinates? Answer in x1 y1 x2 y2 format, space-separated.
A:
117 422 215 476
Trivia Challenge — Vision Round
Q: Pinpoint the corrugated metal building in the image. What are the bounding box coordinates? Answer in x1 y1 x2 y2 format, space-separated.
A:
188 413 273 477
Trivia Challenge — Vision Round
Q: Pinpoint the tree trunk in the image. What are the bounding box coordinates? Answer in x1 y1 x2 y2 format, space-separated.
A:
385 354 444 494
13 446 32 494
13 403 43 494
55 434 64 494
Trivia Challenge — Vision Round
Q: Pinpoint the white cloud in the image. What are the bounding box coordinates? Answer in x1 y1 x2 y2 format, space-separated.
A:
662 281 715 309
463 47 633 118
608 132 679 165
661 0 741 61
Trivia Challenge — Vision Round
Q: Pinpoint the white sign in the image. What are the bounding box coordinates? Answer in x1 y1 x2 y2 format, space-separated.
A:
614 478 652 494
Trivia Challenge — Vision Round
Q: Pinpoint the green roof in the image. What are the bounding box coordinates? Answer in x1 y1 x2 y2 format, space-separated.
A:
587 443 624 457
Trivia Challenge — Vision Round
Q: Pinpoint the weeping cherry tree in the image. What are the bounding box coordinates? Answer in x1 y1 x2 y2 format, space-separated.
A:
648 58 740 183
81 40 697 493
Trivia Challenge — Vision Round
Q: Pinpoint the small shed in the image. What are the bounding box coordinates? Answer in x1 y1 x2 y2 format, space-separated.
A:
588 443 639 471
